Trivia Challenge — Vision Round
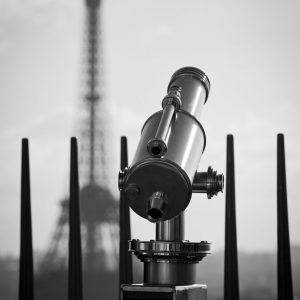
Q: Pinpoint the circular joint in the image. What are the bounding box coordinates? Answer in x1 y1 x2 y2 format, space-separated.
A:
147 138 167 157
118 167 128 190
206 166 224 199
147 191 167 222
162 85 182 109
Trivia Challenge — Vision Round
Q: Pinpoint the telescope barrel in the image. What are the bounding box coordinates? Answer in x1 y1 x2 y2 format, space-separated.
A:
168 67 209 118
119 67 212 222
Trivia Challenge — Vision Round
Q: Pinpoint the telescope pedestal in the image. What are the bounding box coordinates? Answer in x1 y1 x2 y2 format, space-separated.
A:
121 284 207 300
120 214 209 300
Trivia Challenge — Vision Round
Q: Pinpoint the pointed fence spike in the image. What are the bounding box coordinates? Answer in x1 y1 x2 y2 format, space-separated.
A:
224 134 239 300
277 133 293 299
119 136 133 295
68 137 83 300
19 138 34 300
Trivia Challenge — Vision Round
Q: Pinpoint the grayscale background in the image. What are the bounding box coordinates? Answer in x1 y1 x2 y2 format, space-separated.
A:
0 0 299 299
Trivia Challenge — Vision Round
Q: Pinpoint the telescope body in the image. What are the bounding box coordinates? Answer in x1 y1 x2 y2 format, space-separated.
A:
120 67 210 222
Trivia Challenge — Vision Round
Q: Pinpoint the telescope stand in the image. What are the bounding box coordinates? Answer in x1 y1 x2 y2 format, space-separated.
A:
121 213 210 300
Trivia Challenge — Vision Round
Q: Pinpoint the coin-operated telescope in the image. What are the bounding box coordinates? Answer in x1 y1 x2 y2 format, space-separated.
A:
119 67 224 300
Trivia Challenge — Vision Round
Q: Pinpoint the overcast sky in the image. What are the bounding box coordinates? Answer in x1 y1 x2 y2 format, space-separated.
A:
0 0 299 256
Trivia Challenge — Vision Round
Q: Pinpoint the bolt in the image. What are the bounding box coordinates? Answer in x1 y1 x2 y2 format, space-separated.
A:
124 184 140 201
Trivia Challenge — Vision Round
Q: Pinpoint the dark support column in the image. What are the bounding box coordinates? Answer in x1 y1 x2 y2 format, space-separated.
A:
19 138 34 300
224 134 239 300
68 137 83 300
119 136 133 295
277 134 293 300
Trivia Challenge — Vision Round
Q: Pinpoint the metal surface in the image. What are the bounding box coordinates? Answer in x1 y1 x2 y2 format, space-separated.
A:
148 191 168 221
68 138 83 300
144 262 196 285
129 239 210 263
134 110 206 179
156 213 185 241
192 166 224 198
19 138 34 300
121 67 211 222
124 111 205 221
147 103 175 157
119 136 133 291
124 158 191 222
168 67 210 119
121 284 207 300
147 86 182 158
224 135 239 300
277 134 293 299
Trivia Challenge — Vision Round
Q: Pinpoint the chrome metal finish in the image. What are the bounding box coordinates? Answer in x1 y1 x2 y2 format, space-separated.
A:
129 239 211 262
192 166 224 198
134 111 206 179
118 167 127 190
154 103 175 145
124 159 191 221
147 103 175 157
146 138 167 158
122 67 210 221
147 86 182 158
147 191 167 222
156 213 185 241
125 111 205 221
168 67 210 119
144 262 196 285
161 85 182 109
129 238 210 287
119 67 220 298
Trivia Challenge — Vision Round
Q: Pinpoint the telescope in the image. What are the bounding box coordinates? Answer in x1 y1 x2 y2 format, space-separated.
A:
119 67 224 299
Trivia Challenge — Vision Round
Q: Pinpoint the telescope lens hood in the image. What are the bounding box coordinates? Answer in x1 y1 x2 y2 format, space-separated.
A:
168 66 210 103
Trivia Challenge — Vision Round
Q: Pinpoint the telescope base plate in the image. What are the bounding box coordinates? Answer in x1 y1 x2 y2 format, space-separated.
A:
121 284 207 300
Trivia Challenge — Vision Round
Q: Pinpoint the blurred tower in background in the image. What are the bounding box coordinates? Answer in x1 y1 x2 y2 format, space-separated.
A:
36 1 119 299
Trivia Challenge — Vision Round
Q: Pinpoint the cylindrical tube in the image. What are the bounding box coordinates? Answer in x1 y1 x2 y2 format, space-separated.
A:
156 213 184 241
147 103 175 157
121 67 210 222
144 261 196 285
168 67 209 119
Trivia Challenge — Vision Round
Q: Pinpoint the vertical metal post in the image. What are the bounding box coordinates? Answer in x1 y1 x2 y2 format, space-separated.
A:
119 136 133 295
156 213 185 241
277 133 293 299
224 134 239 300
19 138 34 300
68 137 83 300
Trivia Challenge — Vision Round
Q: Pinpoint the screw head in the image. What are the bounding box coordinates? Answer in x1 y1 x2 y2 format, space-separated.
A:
124 184 140 201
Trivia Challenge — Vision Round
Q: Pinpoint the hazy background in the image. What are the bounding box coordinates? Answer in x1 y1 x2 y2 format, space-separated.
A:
0 0 299 266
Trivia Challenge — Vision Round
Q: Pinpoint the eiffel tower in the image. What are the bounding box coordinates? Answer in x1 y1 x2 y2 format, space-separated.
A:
36 1 119 299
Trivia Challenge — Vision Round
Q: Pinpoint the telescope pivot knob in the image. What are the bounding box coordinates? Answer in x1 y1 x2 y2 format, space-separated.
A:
192 166 224 198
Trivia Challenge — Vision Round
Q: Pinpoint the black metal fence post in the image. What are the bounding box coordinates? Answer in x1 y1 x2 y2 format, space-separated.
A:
119 136 133 296
19 138 34 300
224 134 239 300
277 133 293 300
68 137 83 300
